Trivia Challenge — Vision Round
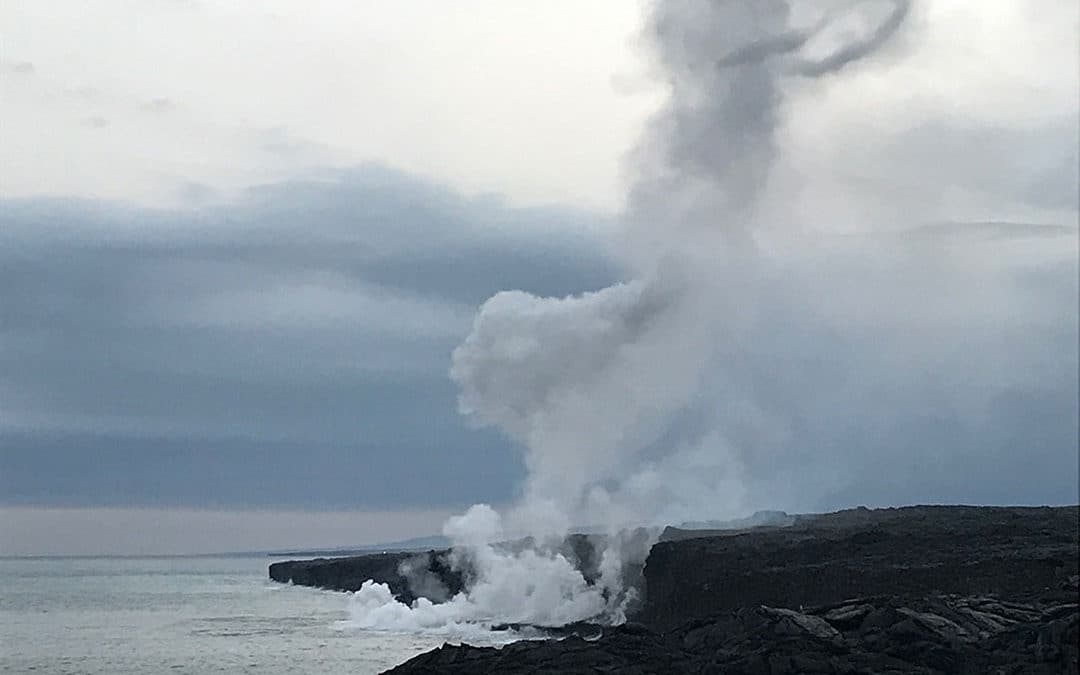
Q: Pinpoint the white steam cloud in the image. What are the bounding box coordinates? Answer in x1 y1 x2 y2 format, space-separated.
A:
347 0 1078 633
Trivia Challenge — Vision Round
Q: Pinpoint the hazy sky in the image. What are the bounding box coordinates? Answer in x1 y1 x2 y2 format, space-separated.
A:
0 0 657 211
1 0 1077 555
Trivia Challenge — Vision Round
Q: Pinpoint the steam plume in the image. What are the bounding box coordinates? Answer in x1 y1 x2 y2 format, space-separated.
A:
454 0 918 539
348 0 1078 632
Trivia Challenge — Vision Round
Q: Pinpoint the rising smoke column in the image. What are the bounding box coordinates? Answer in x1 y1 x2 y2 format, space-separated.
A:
624 0 909 260
452 0 912 537
351 0 1076 632
439 0 915 623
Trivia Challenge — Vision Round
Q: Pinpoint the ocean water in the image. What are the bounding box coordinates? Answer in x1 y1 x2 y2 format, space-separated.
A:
0 555 499 675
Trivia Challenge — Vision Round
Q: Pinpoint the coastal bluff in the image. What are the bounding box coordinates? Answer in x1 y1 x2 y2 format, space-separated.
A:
270 549 465 605
641 505 1078 630
270 505 1079 674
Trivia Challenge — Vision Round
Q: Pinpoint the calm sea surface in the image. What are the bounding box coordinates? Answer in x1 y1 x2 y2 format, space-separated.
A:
0 556 486 675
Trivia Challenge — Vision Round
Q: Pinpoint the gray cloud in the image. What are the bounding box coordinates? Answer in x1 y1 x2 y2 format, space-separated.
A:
81 115 109 129
0 165 621 510
256 127 337 162
67 86 103 102
882 116 1080 212
139 97 176 113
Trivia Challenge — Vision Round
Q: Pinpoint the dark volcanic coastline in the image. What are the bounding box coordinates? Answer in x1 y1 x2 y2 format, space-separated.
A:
269 505 1079 674
270 549 466 606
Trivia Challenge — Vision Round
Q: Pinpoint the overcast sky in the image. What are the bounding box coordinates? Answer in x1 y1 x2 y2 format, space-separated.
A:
1 1 1077 555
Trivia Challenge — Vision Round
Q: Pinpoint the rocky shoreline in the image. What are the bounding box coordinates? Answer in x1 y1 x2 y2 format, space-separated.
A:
269 505 1078 674
386 588 1078 674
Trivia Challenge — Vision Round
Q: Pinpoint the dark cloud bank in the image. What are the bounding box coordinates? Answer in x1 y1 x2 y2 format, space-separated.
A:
1 163 1077 516
0 165 620 510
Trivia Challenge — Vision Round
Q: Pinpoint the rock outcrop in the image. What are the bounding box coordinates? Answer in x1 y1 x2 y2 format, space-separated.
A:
382 505 1078 674
642 505 1078 630
386 586 1079 674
